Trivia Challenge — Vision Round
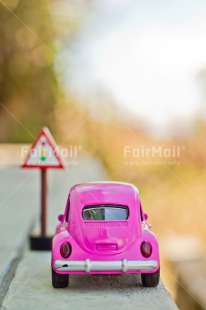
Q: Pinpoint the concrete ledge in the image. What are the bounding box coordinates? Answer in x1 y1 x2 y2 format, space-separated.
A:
2 251 178 310
0 219 35 305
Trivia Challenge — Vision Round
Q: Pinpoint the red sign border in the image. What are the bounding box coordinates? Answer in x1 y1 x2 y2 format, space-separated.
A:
21 127 64 169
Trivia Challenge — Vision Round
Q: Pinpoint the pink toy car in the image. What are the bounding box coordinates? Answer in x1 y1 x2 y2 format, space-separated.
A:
51 182 160 288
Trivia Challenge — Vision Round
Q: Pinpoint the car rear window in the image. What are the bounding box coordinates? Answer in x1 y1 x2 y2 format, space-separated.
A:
82 204 129 221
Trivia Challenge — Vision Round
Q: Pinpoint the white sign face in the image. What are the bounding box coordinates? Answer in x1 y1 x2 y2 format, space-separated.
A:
22 128 64 169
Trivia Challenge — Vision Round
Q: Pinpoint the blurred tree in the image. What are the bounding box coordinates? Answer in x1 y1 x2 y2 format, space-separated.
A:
0 0 58 142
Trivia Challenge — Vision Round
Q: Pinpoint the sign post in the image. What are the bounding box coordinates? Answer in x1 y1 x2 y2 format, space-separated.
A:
21 127 64 250
41 168 47 237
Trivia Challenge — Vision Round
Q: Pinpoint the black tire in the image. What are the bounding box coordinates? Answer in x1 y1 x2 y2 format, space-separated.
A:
141 268 160 287
52 267 69 288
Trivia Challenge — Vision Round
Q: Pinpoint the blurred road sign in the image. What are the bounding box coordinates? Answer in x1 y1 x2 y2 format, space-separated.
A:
22 127 64 169
21 127 64 248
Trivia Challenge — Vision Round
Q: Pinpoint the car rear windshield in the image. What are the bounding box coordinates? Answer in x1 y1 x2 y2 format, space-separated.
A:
82 204 129 221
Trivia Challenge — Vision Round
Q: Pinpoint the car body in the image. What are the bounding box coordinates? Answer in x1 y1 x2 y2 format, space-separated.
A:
51 182 160 288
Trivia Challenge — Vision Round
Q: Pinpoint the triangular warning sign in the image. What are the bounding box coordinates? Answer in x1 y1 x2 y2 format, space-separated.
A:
22 127 64 169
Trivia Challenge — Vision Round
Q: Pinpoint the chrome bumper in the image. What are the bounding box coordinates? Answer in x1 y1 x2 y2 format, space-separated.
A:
54 259 158 273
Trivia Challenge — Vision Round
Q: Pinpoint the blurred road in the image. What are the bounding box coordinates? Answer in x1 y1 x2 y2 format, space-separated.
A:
0 165 39 303
0 155 178 310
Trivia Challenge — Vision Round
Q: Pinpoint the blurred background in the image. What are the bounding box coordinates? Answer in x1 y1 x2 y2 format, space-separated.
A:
1 0 206 309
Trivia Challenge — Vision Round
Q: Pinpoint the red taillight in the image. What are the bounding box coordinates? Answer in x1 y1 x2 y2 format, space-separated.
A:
60 242 72 258
141 241 152 258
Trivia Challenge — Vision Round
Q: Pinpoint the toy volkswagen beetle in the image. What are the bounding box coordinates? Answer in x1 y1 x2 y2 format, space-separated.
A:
51 182 160 288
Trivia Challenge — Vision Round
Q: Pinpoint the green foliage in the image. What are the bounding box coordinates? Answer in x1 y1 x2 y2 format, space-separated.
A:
0 0 58 142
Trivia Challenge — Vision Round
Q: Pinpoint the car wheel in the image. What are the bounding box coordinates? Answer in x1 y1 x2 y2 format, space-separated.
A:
52 266 69 288
141 268 160 287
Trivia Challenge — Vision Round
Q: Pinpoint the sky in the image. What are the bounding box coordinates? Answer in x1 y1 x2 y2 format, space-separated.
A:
62 0 206 137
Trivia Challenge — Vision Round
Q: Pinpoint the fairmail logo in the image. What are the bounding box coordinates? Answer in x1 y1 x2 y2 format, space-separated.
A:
124 145 185 158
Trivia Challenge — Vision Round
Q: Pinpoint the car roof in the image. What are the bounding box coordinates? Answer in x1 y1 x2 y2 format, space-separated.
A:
70 181 139 194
